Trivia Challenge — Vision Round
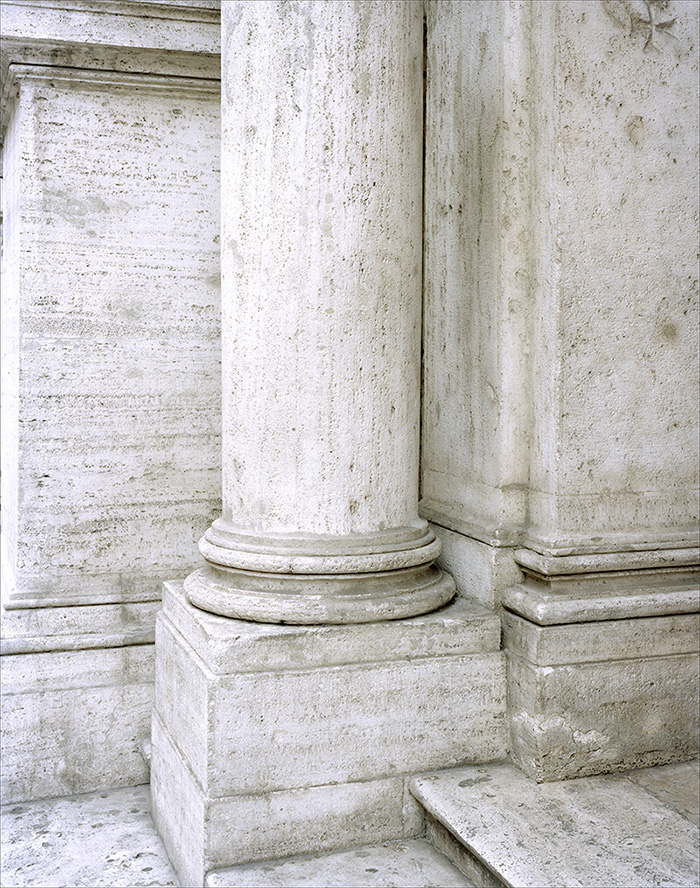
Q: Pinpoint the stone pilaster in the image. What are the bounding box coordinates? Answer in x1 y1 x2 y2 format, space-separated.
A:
504 0 700 778
185 0 454 624
421 0 699 779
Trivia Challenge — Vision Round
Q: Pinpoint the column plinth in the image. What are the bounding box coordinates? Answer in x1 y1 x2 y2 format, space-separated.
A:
186 1 455 624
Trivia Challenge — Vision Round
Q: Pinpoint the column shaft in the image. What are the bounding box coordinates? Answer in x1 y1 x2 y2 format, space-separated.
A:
186 0 455 623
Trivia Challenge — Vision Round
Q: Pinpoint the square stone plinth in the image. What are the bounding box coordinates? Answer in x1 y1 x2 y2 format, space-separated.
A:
151 582 507 887
504 610 700 781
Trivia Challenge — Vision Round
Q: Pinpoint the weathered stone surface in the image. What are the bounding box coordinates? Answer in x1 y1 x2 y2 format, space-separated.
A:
0 785 177 888
508 649 700 781
187 0 455 625
423 813 503 888
412 763 700 888
626 759 700 827
3 763 696 888
502 575 700 625
155 588 507 797
421 0 532 539
429 525 521 612
503 609 700 665
1 65 221 611
206 839 475 888
1 646 154 804
421 0 699 556
0 0 222 807
525 0 699 553
0 601 160 655
151 584 506 885
152 710 418 888
0 0 220 87
163 580 501 674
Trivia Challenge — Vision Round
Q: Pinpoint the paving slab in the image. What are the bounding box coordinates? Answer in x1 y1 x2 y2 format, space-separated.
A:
0 785 178 888
206 839 475 888
411 763 700 888
626 759 700 827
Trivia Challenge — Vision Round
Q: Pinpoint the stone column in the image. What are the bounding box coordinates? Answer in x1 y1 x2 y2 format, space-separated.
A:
186 0 454 624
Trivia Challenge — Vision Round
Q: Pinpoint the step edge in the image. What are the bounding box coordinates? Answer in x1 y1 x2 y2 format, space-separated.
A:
411 781 513 888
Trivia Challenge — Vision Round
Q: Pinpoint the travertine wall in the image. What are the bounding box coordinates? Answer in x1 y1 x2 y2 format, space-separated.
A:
528 0 699 551
422 0 699 583
421 0 534 608
422 0 531 544
2 70 221 611
1 0 697 804
0 1 221 803
422 0 699 778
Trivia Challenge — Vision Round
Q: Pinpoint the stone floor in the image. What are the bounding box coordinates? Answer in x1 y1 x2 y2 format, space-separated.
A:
413 759 700 888
0 785 177 888
1 760 698 888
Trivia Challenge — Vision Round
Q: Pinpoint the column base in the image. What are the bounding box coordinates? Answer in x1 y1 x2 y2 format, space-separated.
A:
151 580 507 886
185 563 456 624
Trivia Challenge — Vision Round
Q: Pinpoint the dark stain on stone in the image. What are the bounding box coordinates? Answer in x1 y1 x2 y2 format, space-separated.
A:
660 322 677 340
459 775 491 787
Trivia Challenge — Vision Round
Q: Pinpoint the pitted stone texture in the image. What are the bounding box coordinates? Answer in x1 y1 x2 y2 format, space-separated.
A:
412 763 700 888
526 0 700 545
220 0 423 540
0 0 220 88
421 1 532 539
0 785 177 888
421 0 699 554
1 66 221 610
508 649 700 781
502 573 700 625
151 585 506 886
163 581 501 673
206 840 475 888
503 609 700 665
0 601 161 655
1 646 154 804
429 526 521 611
627 759 700 827
198 0 451 623
152 710 420 888
154 603 507 797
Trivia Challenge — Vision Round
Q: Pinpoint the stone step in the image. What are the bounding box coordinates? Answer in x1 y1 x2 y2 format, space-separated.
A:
410 762 700 888
205 839 476 888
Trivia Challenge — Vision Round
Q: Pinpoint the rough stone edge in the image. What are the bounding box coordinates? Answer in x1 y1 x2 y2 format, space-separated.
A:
424 811 507 888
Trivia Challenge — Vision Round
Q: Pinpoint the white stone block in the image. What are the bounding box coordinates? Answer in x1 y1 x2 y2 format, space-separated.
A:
155 587 507 797
162 580 502 673
504 609 700 666
429 525 522 611
206 839 474 888
1 646 154 803
0 0 220 83
508 649 700 781
152 712 417 888
151 584 507 885
1 66 221 610
412 763 700 888
421 0 699 556
0 600 161 654
421 0 532 538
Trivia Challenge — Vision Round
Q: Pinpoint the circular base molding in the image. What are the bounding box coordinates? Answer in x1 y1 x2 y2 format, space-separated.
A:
184 563 456 625
200 520 442 574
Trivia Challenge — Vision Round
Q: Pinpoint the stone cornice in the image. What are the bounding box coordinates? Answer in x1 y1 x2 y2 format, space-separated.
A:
1 0 220 139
